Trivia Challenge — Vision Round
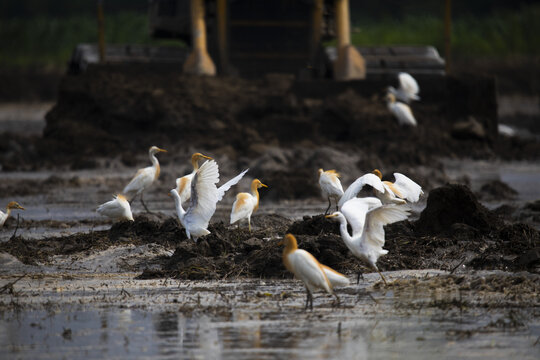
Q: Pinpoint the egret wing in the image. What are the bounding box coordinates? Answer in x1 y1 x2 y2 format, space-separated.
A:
392 173 424 202
321 264 350 287
184 160 220 230
341 197 380 238
398 72 420 100
217 168 249 201
319 172 344 196
338 173 385 208
364 204 410 249
123 167 153 197
393 103 417 126
289 250 331 292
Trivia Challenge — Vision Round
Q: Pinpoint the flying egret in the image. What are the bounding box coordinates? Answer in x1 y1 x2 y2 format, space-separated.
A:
279 233 347 311
326 197 410 285
123 145 167 212
386 93 417 127
175 152 213 204
230 179 268 231
388 72 420 103
318 169 344 215
0 201 25 227
170 159 224 241
97 194 134 222
372 169 424 204
337 172 387 208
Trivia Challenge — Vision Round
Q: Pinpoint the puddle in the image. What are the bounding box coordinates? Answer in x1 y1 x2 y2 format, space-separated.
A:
0 271 538 360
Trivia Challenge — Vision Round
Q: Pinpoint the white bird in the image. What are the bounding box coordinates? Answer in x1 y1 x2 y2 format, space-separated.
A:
123 145 167 212
97 194 134 222
318 169 344 214
388 72 420 103
337 172 387 208
170 159 223 241
279 233 348 310
326 197 410 285
0 201 25 227
372 169 423 204
175 152 213 204
386 92 417 127
230 179 268 231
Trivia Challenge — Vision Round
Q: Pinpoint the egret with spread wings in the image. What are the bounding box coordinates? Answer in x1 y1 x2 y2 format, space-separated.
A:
326 197 410 285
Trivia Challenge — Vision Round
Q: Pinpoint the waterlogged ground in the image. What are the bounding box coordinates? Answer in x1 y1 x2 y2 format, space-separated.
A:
1 271 539 360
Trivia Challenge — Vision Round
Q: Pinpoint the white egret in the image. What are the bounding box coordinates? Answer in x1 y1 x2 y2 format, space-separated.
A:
0 201 25 227
279 233 347 310
388 72 420 103
337 172 387 208
123 145 167 212
318 169 344 214
386 93 417 127
97 194 134 221
326 197 410 285
170 159 222 241
175 153 213 204
230 179 268 232
372 169 423 204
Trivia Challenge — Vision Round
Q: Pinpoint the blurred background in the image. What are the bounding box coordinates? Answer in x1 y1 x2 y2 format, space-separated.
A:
0 0 538 101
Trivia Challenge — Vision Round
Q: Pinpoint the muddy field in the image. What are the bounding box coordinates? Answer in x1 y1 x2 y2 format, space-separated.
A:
1 64 540 358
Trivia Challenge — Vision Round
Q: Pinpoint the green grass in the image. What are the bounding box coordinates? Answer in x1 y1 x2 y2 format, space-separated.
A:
0 11 181 69
350 4 540 58
1 5 538 70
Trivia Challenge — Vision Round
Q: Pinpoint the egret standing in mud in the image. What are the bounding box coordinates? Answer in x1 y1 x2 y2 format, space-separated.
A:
318 169 344 214
171 159 238 241
230 179 268 232
326 197 410 285
0 201 25 227
386 93 417 127
372 169 424 204
123 146 167 212
387 72 420 103
175 153 213 204
97 194 134 222
279 234 348 311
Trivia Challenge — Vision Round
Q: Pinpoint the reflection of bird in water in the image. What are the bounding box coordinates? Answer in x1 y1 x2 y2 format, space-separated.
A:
230 179 267 232
123 145 167 212
372 169 423 204
0 201 25 227
318 169 344 215
175 152 213 204
170 159 221 241
326 197 410 285
97 194 134 221
388 72 420 103
279 233 347 311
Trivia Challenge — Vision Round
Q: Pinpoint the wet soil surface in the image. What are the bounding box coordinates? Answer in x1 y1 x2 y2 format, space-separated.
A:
1 184 538 281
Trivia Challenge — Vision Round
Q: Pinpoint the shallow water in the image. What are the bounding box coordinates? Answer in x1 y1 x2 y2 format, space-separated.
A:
0 272 538 360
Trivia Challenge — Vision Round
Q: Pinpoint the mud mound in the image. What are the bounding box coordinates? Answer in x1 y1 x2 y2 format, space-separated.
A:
476 180 518 201
415 184 501 235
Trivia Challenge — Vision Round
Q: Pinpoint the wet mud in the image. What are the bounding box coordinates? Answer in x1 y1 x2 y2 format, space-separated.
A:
1 184 538 280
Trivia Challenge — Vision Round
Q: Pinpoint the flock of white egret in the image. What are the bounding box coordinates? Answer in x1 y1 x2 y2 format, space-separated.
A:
1 72 423 310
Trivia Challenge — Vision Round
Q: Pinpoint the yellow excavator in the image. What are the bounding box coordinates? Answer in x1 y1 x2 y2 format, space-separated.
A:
72 0 446 80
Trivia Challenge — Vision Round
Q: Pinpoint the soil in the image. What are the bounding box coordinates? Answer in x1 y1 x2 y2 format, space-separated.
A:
1 184 538 280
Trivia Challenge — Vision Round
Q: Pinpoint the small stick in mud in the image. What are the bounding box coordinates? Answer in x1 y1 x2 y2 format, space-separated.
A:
0 274 26 295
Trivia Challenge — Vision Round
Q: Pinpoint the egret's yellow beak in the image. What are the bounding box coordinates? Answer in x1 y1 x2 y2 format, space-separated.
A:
260 183 268 188
167 193 172 197
18 205 25 210
277 240 283 246
201 154 213 160
157 148 167 153
325 214 337 219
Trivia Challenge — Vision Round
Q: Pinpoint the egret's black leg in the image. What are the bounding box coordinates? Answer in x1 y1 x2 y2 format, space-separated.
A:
140 193 151 213
356 271 365 284
324 197 332 215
